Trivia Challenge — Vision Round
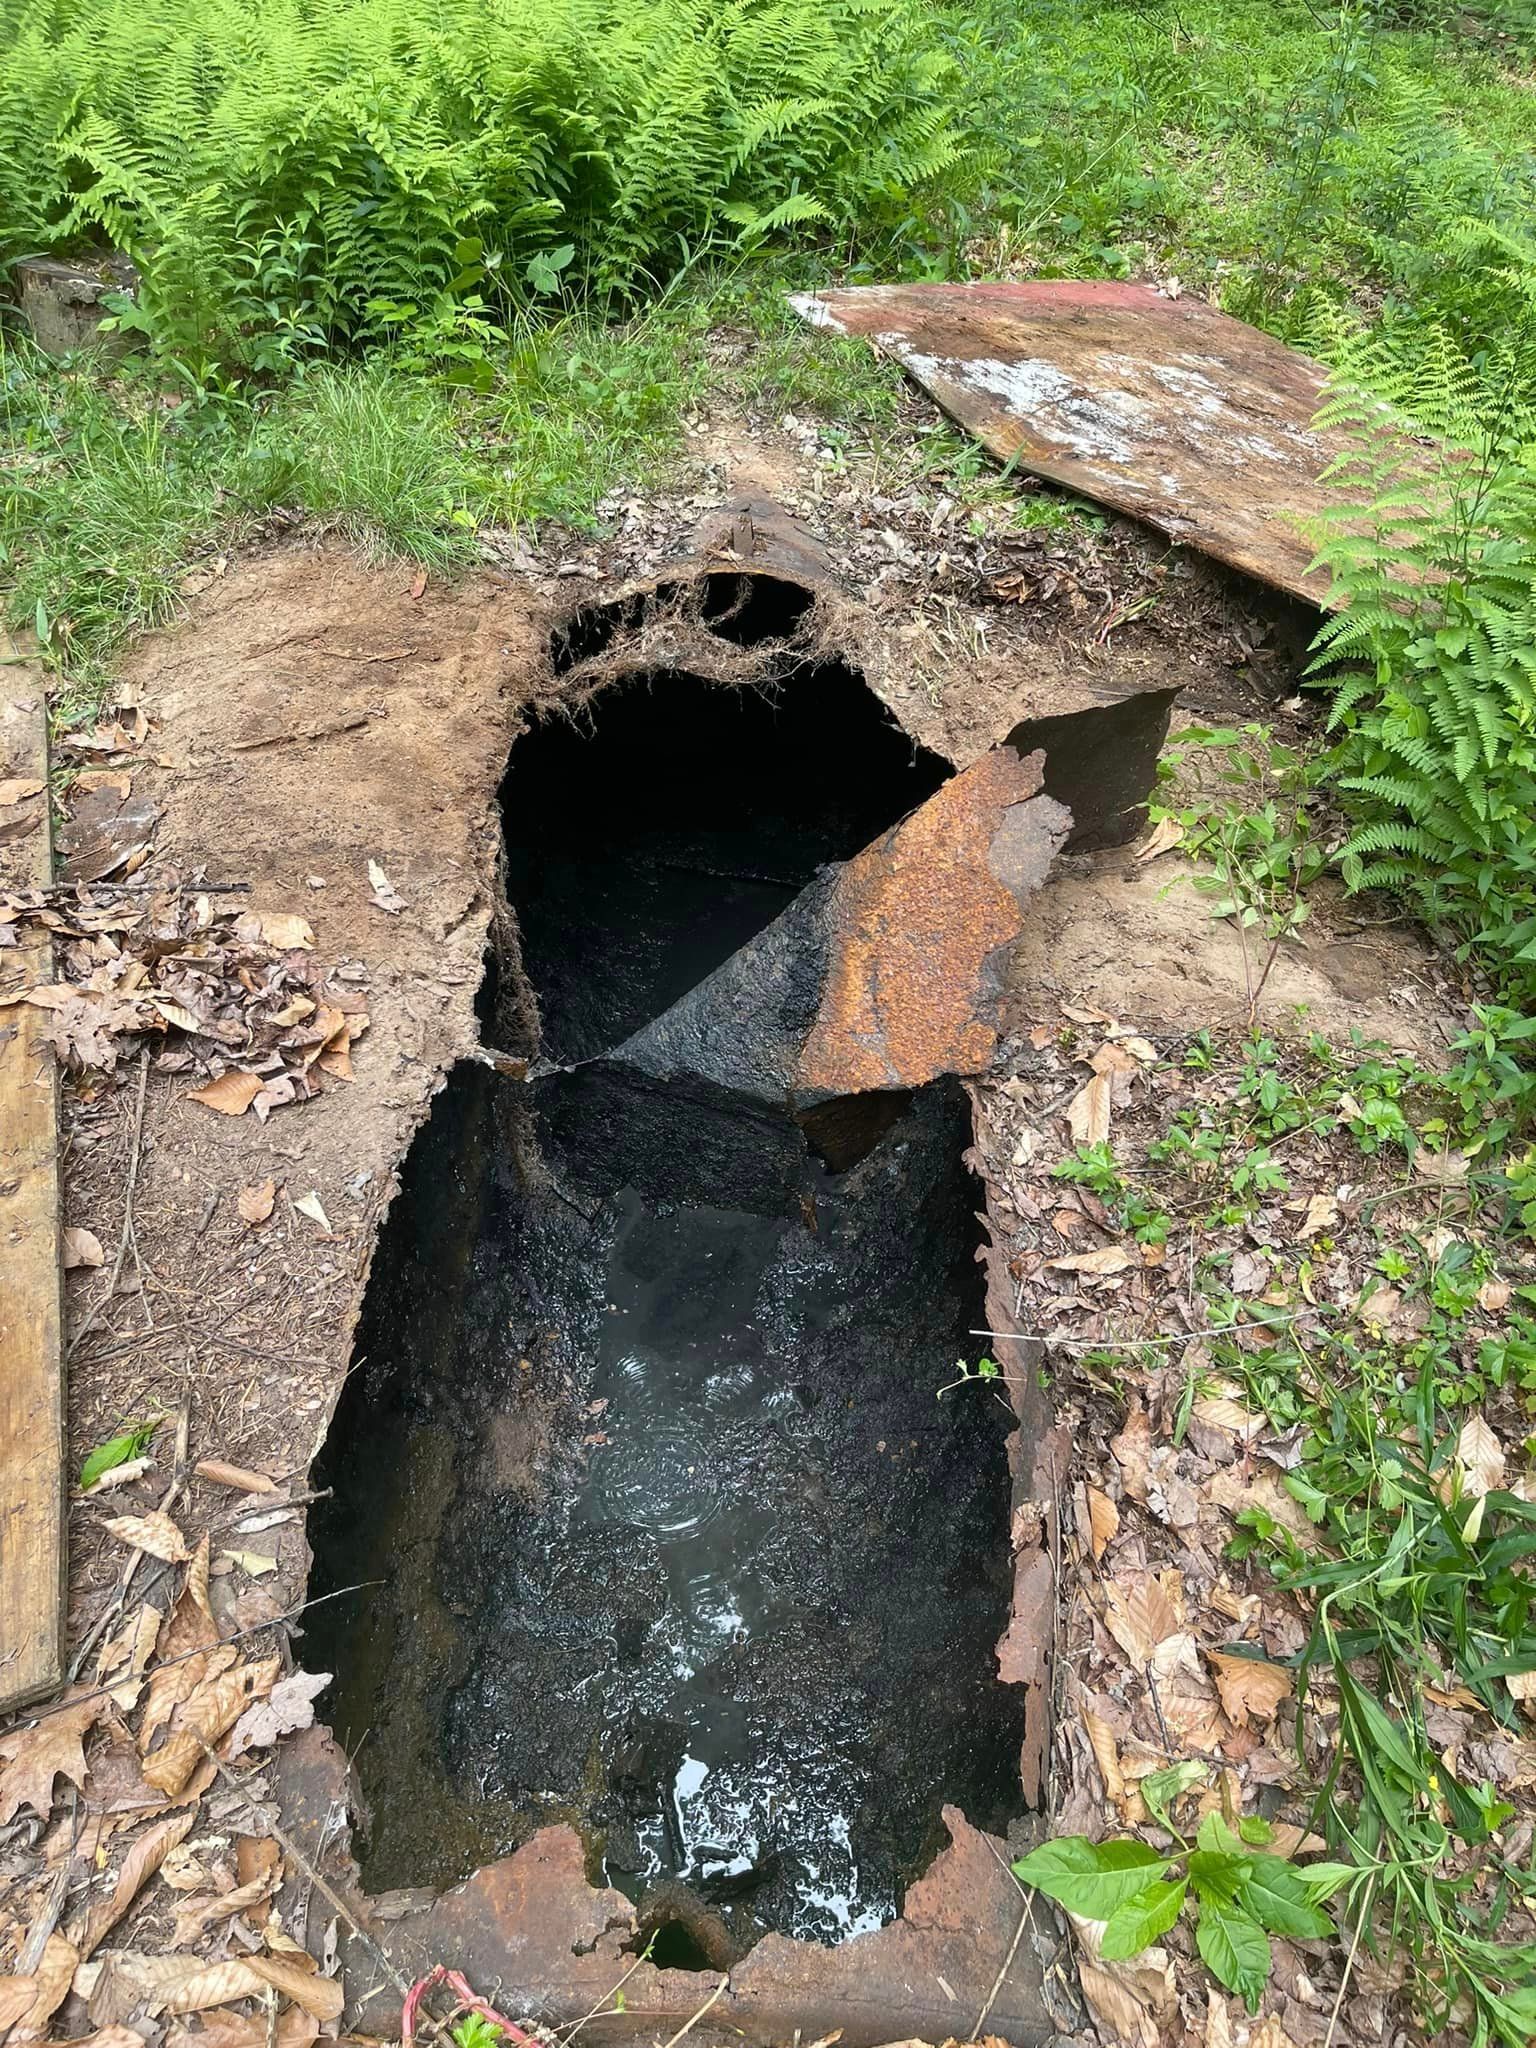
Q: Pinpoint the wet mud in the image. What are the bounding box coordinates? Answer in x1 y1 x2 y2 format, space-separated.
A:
308 614 1027 1953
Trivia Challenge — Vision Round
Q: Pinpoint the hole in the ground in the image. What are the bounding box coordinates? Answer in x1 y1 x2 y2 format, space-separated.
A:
307 583 1027 1953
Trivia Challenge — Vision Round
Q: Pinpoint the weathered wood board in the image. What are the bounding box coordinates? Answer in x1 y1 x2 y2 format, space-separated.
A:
0 637 63 1715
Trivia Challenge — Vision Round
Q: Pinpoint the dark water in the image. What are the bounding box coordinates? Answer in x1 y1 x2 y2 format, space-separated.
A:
307 642 1026 1950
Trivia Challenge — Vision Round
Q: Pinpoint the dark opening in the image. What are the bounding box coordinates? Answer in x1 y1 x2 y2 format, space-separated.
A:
307 582 1026 1953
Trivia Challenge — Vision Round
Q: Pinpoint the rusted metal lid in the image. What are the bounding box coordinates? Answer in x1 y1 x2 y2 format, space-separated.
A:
790 280 1339 604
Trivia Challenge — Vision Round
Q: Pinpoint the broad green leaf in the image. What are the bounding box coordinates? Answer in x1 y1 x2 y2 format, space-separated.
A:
1195 1897 1271 2012
1239 1855 1334 1940
1011 1836 1170 1918
1140 1760 1206 1828
1237 1815 1273 1845
1100 1878 1187 1960
1195 1810 1246 1855
80 1418 160 1490
1298 1861 1361 1901
1188 1849 1247 1906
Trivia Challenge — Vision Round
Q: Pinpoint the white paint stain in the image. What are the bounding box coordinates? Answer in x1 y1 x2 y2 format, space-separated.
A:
786 292 847 333
902 350 1149 465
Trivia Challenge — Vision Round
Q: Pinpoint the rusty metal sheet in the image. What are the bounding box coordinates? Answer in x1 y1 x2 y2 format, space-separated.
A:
790 280 1339 604
609 747 1070 1102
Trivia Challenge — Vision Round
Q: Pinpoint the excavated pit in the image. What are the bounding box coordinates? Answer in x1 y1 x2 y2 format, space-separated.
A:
307 578 1032 1963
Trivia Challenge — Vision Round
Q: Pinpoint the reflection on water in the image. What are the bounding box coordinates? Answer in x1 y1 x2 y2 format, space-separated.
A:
579 1192 882 1937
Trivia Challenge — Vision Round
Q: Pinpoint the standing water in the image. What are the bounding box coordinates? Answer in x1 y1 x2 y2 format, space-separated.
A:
307 614 1027 1954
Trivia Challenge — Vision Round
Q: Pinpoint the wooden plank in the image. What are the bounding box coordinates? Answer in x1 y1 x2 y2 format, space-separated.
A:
0 633 63 1715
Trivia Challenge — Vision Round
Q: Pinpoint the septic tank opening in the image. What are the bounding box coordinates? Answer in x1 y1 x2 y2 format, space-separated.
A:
307 578 1028 1955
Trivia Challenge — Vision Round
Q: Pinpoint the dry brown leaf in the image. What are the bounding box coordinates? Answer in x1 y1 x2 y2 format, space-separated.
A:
141 1656 280 1797
1190 1393 1264 1442
9 1934 79 2042
194 1459 277 1495
97 1604 163 1711
63 1226 106 1269
245 1956 343 2021
227 1670 329 1759
1048 1244 1134 1276
1457 1415 1505 1501
0 1697 103 1825
235 1838 282 1927
171 2010 318 2048
57 2028 151 2048
1103 1571 1184 1665
171 1871 280 1947
1080 1700 1127 1807
0 1980 39 2033
1415 1144 1472 1187
236 1180 276 1228
187 1071 263 1117
1204 1991 1235 2048
1208 1467 1321 1549
1067 1071 1111 1146
1135 816 1183 863
138 1645 238 1755
1296 1191 1339 1241
78 1812 197 1960
257 912 314 951
1109 1401 1154 1503
102 1511 189 1563
161 1959 271 2014
1206 1651 1293 1728
292 1191 331 1232
1480 1278 1513 1315
1150 1631 1228 1750
0 776 44 806
366 859 406 914
1086 1486 1119 1562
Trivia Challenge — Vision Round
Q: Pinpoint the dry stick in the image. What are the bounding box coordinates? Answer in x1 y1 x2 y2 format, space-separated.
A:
657 1977 729 2048
196 1741 414 2007
40 1573 370 1725
555 1950 656 2044
1323 1874 1375 2048
972 1890 1036 2039
68 1044 151 1363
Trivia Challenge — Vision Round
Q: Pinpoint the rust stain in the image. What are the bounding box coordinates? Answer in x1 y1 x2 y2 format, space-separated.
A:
790 279 1340 604
796 746 1067 1096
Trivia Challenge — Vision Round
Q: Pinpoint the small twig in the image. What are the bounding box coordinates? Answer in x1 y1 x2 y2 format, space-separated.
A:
68 1045 151 1362
973 1890 1035 2037
1145 1661 1176 1758
199 1739 416 2006
970 1312 1304 1349
658 1977 730 2048
37 1577 377 1726
1323 1873 1375 2048
231 714 371 753
556 1949 655 2044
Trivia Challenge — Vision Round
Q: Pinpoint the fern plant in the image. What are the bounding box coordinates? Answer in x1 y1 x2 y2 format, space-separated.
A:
0 0 961 371
1307 308 1536 1005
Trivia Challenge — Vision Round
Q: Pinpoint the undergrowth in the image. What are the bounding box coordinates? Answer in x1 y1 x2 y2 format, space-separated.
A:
0 0 957 377
1017 1034 1536 2040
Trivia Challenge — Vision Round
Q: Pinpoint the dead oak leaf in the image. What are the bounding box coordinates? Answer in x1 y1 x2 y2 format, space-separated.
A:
1457 1414 1505 1501
1086 1485 1119 1562
0 1696 104 1825
1206 1650 1293 1728
102 1511 190 1564
1103 1570 1185 1665
78 1812 197 1961
5 1933 78 2042
256 912 313 951
236 1180 276 1228
1048 1244 1135 1277
63 1226 105 1269
227 1669 330 1760
1067 1070 1111 1146
1296 1191 1339 1241
187 1071 263 1117
141 1656 280 1797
